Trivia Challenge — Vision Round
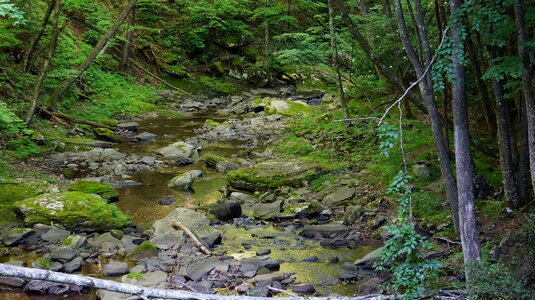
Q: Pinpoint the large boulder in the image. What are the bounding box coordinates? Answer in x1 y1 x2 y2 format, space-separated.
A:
93 128 121 143
203 154 250 174
209 200 242 220
227 160 320 191
264 100 314 116
66 180 119 201
322 187 355 205
157 141 199 160
13 192 130 231
126 241 158 261
152 208 220 248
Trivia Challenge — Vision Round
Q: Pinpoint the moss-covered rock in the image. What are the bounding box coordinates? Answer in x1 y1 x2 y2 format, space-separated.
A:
0 183 38 224
67 180 119 201
126 241 158 261
157 141 199 160
227 160 321 191
264 100 314 117
204 119 220 127
13 192 130 230
93 128 121 143
62 138 113 149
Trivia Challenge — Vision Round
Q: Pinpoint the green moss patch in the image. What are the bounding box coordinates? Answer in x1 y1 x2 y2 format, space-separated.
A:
476 200 505 219
13 192 130 230
67 180 119 201
227 160 320 191
126 241 158 261
0 183 38 224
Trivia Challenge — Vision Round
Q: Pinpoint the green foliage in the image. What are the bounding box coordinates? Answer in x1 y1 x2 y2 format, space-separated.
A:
464 260 533 300
3 138 42 159
0 101 26 136
37 258 54 269
200 76 237 94
377 124 399 158
0 0 25 25
375 129 441 299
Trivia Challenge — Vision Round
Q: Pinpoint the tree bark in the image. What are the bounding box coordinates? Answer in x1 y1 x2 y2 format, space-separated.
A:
515 0 535 198
22 0 56 73
0 264 386 300
25 0 62 125
119 6 136 72
450 0 481 266
46 0 138 109
394 0 460 231
332 0 427 113
489 47 520 207
329 0 350 118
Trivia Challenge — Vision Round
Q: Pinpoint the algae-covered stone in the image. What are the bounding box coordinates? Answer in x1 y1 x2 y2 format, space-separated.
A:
93 128 121 143
153 208 220 248
67 180 119 201
126 241 158 261
264 100 314 116
204 119 220 127
227 160 320 191
13 192 130 231
203 154 248 174
157 141 199 160
62 138 113 149
0 183 38 224
168 172 195 190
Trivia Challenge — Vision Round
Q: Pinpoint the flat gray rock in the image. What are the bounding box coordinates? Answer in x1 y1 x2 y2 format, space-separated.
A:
41 228 71 242
103 262 129 277
185 258 220 281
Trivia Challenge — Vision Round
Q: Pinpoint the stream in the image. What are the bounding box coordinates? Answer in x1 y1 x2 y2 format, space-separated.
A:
1 105 374 299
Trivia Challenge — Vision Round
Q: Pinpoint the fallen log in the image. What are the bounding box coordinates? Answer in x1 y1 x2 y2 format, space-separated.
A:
171 221 212 255
0 264 389 300
37 106 116 130
128 58 193 97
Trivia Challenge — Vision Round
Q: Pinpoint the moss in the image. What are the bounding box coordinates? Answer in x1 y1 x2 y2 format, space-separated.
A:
13 192 130 230
62 236 74 246
67 180 119 201
99 118 119 127
93 127 120 142
0 183 38 224
252 98 264 104
204 119 220 127
126 241 158 261
264 100 315 117
203 154 226 168
227 160 320 191
37 258 54 269
476 200 505 219
126 273 145 280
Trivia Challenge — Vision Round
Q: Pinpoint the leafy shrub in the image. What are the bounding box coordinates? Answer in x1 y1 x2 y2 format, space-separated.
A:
464 260 533 300
0 101 25 136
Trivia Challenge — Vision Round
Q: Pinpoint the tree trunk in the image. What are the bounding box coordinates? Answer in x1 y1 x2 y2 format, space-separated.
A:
119 6 136 72
450 0 481 267
46 0 138 109
25 0 62 125
329 0 350 118
466 30 497 139
394 0 460 231
0 264 386 300
489 48 520 208
22 0 56 73
518 94 530 204
515 0 535 198
332 0 427 113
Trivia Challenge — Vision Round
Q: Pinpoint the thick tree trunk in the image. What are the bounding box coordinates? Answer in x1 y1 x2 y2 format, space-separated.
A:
46 0 138 109
22 0 56 73
515 0 535 198
332 0 427 113
0 264 386 300
489 47 520 207
518 94 530 204
329 0 350 118
119 6 136 72
25 0 62 125
394 0 460 231
450 0 481 266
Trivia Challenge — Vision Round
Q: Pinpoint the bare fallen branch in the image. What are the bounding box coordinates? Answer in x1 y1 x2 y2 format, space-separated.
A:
171 221 212 255
0 264 390 300
267 286 298 297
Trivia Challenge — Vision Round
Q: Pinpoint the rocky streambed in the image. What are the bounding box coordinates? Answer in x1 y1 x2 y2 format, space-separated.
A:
0 89 385 299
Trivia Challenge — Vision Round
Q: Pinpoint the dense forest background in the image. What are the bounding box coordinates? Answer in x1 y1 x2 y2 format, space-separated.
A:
1 0 535 298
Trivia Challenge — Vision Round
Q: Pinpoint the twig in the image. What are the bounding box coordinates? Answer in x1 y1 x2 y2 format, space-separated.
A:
377 27 450 126
171 221 212 255
267 286 298 297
